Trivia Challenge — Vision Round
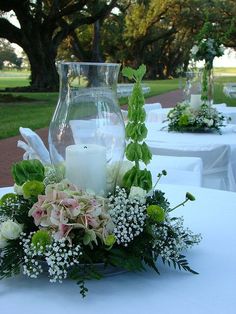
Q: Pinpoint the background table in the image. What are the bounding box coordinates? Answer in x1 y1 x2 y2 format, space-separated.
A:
0 184 236 314
146 123 236 191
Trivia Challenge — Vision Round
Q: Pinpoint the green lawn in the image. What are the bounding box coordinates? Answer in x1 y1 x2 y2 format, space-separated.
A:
0 71 236 139
214 76 236 106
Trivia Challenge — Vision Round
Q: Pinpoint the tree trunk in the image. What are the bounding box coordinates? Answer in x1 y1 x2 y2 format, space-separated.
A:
91 20 103 62
25 40 59 91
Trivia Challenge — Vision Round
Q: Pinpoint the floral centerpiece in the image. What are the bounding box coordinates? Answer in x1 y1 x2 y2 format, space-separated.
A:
166 21 226 134
0 65 201 297
167 102 226 133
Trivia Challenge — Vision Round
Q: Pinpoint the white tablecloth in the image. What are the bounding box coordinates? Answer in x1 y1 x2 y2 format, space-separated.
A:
217 106 236 124
0 185 236 314
146 123 236 191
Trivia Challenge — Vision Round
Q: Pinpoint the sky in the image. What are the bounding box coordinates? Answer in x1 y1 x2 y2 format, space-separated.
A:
213 48 236 67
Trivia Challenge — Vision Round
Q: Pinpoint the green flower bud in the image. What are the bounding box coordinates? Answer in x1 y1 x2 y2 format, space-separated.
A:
31 230 51 252
162 170 167 176
22 180 45 199
0 193 18 206
146 205 165 223
104 234 116 247
186 192 195 201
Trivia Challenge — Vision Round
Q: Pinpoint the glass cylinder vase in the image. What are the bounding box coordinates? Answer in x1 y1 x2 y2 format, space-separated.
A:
48 62 126 196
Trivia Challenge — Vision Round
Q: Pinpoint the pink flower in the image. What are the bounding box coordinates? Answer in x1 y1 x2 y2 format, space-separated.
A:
54 224 72 240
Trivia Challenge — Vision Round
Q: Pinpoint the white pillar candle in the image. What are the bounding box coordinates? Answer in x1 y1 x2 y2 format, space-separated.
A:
65 144 106 196
190 94 202 110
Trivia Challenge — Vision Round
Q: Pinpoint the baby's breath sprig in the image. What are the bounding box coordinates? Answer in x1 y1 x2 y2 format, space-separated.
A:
108 187 146 246
21 232 82 283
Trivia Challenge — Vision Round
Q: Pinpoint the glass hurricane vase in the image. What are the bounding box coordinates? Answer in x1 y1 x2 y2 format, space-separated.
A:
48 62 126 196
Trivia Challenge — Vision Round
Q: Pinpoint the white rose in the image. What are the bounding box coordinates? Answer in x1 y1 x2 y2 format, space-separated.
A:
107 161 134 189
207 119 214 127
203 118 210 125
0 232 8 248
0 220 23 240
129 186 147 203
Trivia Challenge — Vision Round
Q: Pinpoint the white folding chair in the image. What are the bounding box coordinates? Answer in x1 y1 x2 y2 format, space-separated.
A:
144 103 162 111
145 155 203 187
148 143 233 191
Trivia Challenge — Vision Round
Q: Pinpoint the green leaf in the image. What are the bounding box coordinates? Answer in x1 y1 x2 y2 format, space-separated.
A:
136 64 146 81
109 248 145 272
126 142 143 161
11 159 45 186
136 169 152 191
141 142 152 165
122 166 139 190
122 67 134 80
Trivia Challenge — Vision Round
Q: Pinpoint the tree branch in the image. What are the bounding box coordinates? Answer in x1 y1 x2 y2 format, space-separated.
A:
0 17 22 46
52 0 117 49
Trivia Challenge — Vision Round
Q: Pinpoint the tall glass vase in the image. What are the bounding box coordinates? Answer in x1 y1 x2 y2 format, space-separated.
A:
48 62 126 196
201 63 214 106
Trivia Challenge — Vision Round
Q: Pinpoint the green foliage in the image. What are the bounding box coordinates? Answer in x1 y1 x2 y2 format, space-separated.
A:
146 189 170 210
0 193 35 230
122 64 146 82
123 166 152 191
122 64 152 191
0 39 22 70
162 255 198 275
11 159 45 186
0 239 24 279
109 247 145 272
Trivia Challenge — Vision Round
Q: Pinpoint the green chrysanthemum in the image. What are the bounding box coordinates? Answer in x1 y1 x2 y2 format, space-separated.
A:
104 234 116 247
31 230 51 252
146 205 165 223
22 180 45 199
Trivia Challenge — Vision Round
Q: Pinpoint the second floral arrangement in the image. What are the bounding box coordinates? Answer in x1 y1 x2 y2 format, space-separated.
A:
166 102 226 133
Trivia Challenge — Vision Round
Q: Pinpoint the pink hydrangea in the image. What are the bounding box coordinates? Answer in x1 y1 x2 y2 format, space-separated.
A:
29 180 114 245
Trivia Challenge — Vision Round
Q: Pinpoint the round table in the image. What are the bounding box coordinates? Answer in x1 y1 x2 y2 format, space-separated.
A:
0 184 236 314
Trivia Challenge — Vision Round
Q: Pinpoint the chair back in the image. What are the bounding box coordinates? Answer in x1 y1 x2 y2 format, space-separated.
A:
146 155 203 187
148 143 231 190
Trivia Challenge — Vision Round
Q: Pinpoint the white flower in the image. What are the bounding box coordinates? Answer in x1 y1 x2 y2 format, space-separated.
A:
129 186 147 203
107 160 133 188
207 119 214 127
13 183 24 195
0 220 23 240
191 45 199 55
0 232 8 248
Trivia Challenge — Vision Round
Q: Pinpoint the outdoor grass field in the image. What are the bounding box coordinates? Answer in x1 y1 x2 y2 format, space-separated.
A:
0 69 236 139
